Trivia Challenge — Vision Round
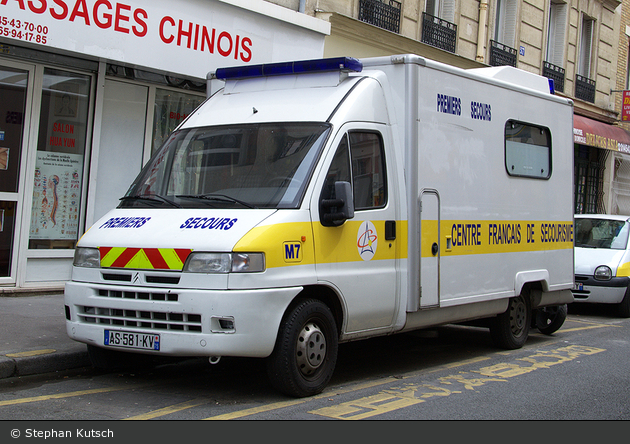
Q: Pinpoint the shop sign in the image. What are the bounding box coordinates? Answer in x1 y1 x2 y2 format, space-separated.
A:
574 115 630 154
0 0 328 78
623 90 630 122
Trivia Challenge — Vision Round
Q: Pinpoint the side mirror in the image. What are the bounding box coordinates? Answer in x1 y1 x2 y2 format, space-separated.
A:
320 181 354 227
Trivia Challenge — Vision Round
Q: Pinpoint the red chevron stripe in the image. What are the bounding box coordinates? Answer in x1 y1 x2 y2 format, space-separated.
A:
99 246 112 260
111 247 140 268
175 249 193 264
144 248 169 270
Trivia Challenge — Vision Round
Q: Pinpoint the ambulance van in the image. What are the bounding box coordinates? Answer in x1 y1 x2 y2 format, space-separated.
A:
64 55 575 397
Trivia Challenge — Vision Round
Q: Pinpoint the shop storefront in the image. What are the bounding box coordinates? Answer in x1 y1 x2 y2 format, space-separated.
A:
0 0 329 290
573 114 630 216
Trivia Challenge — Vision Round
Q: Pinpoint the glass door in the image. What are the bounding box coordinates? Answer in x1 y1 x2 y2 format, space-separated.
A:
0 61 34 282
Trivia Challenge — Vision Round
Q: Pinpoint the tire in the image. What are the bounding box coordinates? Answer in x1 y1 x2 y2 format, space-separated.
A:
266 299 339 398
534 304 567 335
87 345 153 371
618 287 630 318
489 293 531 349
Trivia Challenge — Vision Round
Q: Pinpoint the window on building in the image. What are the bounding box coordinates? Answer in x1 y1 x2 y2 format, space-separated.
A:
358 0 401 33
546 1 567 67
29 68 91 249
575 15 596 102
578 15 594 78
575 146 607 214
495 0 517 47
422 0 457 53
490 0 518 66
543 1 567 92
425 0 455 22
505 120 551 179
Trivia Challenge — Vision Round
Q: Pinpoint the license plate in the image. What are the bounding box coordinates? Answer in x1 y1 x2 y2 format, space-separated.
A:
573 283 584 291
104 330 160 351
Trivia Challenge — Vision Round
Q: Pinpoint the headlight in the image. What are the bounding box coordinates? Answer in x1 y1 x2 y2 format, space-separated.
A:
73 247 101 268
183 252 265 273
594 265 612 280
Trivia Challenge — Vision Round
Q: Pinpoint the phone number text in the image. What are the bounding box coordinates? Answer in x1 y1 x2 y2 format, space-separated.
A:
0 16 48 44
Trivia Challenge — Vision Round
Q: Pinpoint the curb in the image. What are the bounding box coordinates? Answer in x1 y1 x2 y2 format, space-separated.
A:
0 345 90 379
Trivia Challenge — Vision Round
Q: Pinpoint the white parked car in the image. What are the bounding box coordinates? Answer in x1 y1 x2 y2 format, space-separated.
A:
573 214 630 317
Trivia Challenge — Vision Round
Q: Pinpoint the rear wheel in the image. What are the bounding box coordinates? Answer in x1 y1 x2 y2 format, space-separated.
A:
534 304 568 335
489 293 531 349
266 299 338 397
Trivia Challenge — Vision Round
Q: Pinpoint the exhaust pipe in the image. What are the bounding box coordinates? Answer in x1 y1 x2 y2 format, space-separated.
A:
209 356 221 364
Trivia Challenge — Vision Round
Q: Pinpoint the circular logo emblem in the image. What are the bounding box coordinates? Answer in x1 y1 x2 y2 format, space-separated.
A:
357 221 378 261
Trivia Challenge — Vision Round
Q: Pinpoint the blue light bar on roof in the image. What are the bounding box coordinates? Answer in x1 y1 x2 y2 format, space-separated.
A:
215 57 363 81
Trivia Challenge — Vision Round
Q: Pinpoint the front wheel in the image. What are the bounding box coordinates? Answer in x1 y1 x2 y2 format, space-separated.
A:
534 304 567 335
266 299 338 397
489 293 531 349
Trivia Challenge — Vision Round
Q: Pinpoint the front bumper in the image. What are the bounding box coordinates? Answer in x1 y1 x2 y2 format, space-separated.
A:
64 280 302 358
571 275 629 304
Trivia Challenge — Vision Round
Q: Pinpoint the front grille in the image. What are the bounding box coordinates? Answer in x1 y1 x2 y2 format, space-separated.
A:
102 272 180 286
97 288 178 302
78 305 202 332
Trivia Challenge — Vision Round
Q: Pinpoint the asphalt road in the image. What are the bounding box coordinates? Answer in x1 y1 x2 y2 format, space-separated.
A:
0 303 628 429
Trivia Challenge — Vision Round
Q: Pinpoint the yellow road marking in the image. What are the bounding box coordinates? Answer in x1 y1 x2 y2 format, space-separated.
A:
311 392 423 420
124 398 212 420
5 349 56 358
309 345 605 420
0 384 150 407
203 356 491 420
559 324 620 333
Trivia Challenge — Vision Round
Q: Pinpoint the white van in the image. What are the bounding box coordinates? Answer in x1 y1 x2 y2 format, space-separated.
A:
65 55 575 397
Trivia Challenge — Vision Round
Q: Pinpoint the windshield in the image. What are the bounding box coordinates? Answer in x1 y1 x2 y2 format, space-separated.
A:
121 123 331 209
575 218 630 250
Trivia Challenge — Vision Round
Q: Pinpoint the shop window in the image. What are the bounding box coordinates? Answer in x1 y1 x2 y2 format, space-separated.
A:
152 89 205 154
0 66 27 275
575 145 606 214
29 69 91 249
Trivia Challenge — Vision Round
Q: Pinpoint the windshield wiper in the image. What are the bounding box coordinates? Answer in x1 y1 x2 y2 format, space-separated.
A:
176 193 258 209
120 194 182 208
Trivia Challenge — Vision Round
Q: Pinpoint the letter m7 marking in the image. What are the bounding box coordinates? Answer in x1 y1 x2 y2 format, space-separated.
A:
284 242 302 263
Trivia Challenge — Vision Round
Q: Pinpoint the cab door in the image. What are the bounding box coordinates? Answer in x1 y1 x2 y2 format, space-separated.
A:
311 124 399 334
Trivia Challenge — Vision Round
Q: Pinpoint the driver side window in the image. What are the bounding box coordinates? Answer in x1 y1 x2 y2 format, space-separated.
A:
321 131 387 210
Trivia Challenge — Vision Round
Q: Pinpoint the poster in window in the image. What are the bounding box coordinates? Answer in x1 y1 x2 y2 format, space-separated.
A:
0 148 8 170
29 152 82 240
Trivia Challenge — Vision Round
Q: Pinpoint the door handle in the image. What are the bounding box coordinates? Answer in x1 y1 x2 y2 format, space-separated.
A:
431 242 439 256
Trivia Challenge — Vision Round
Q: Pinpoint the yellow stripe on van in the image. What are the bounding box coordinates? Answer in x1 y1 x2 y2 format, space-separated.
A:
233 219 573 269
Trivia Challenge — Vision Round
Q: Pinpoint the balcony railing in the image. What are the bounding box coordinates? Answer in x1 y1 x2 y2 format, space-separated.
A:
421 12 457 53
489 40 517 67
575 74 596 103
358 0 401 33
542 61 565 93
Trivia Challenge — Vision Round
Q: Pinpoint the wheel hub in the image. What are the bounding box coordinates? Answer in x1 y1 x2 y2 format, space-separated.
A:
296 322 326 376
510 298 526 334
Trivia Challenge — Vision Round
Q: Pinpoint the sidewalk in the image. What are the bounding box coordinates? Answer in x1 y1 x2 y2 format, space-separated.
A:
0 291 90 379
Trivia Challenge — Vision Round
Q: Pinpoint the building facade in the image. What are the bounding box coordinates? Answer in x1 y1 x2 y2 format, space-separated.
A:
0 0 330 291
268 0 630 217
